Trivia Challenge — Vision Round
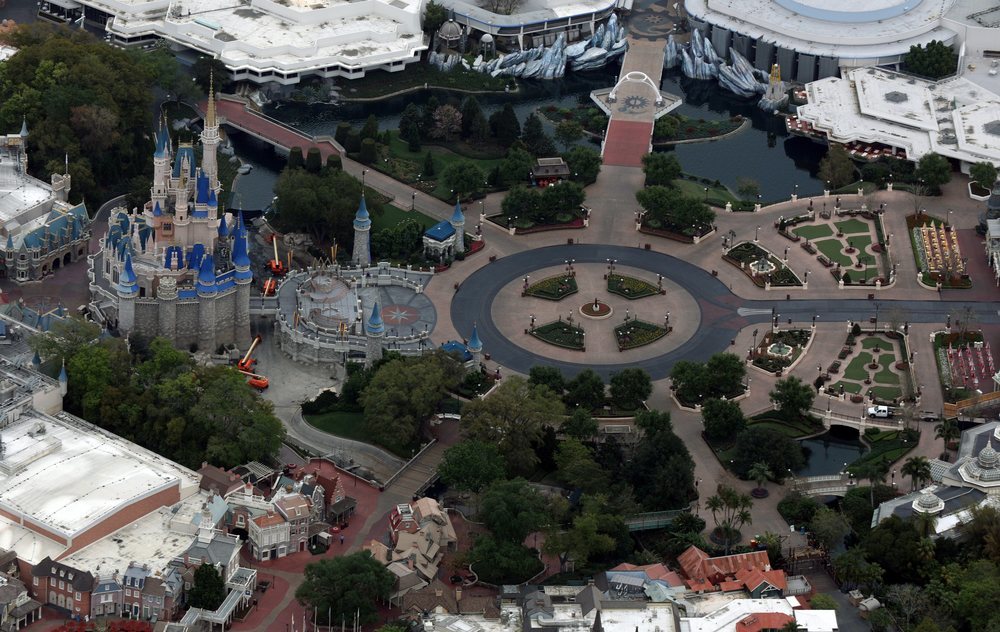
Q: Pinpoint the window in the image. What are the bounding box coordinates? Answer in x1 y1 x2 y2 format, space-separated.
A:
237 515 245 526
49 578 55 587
125 589 131 597
59 581 64 591
59 570 65 578
75 592 81 601
68 573 74 580
33 577 38 587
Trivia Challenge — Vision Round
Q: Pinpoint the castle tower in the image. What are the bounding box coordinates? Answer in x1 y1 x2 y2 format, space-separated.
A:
364 302 384 368
467 323 482 364
196 254 218 352
231 213 253 341
151 120 170 208
58 361 68 397
116 251 139 338
17 117 28 168
352 195 371 266
200 73 221 193
450 199 465 255
157 276 178 342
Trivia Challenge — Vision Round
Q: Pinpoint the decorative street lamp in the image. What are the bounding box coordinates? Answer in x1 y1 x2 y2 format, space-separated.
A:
755 225 761 242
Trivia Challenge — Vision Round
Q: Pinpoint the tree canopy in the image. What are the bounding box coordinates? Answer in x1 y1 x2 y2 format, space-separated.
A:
701 398 747 444
819 145 856 189
272 166 364 246
0 23 170 206
904 40 958 80
479 478 549 544
295 553 394 626
361 352 462 454
641 153 682 187
461 376 564 476
670 353 745 405
915 152 952 191
769 376 815 421
44 335 285 469
188 564 226 610
438 440 506 493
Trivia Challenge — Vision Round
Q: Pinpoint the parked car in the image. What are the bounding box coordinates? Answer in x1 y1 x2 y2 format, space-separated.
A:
919 410 941 422
867 405 893 419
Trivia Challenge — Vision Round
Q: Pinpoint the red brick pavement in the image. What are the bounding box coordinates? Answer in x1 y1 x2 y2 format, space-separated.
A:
944 228 998 301
602 120 653 167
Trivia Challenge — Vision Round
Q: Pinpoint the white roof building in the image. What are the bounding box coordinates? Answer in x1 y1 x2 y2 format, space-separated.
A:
797 67 1000 168
684 0 1000 84
54 0 427 85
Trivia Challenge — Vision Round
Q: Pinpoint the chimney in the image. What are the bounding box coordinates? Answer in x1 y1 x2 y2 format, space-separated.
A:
435 587 442 597
456 587 462 601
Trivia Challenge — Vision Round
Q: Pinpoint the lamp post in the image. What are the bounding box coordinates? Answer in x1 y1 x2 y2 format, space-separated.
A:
755 225 760 242
411 191 416 211
479 200 484 217
751 328 759 358
704 186 708 201
874 302 880 332
947 208 953 227
784 246 789 262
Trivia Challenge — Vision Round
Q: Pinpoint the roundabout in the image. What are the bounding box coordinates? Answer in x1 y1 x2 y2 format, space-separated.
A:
450 244 1000 379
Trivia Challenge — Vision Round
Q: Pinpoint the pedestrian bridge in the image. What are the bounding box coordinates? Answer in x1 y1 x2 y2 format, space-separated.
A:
625 508 691 531
810 407 904 433
790 473 856 497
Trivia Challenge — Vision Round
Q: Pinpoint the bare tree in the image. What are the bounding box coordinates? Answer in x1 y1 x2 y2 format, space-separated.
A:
481 0 522 14
886 584 924 630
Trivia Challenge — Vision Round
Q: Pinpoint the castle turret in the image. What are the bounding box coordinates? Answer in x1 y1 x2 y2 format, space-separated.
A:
58 361 68 397
352 195 371 266
231 213 252 342
364 302 384 367
200 73 221 192
196 253 217 352
117 251 139 338
157 276 177 342
450 199 465 255
467 323 482 365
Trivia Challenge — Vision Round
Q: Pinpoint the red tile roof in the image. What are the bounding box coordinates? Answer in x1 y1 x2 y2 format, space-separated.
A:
736 613 794 632
678 546 772 583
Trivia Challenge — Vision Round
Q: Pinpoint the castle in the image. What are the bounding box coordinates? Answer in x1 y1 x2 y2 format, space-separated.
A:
88 81 252 351
0 119 91 284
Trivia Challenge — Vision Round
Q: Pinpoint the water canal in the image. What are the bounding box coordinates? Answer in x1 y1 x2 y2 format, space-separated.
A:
233 67 829 207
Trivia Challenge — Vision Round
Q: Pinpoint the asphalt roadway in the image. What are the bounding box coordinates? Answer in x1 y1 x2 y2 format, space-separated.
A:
452 244 1000 379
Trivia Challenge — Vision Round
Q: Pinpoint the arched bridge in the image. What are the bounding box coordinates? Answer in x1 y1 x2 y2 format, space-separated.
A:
790 473 856 497
810 407 904 433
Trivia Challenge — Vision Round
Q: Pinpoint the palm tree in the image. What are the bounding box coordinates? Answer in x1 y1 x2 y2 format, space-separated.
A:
748 461 773 493
780 621 804 632
706 484 754 554
935 419 960 461
901 456 932 491
912 511 938 539
858 460 889 507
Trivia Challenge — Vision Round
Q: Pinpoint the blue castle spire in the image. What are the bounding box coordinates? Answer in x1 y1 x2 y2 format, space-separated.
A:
468 323 482 352
58 361 67 384
197 254 217 294
451 199 465 224
366 302 384 335
217 212 228 237
153 201 162 217
232 215 251 271
353 195 371 230
118 252 138 295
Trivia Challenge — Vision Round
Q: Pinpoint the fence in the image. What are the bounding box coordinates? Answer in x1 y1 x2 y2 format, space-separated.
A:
944 390 1000 417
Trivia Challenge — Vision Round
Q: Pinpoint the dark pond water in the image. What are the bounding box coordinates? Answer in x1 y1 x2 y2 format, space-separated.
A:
796 430 868 477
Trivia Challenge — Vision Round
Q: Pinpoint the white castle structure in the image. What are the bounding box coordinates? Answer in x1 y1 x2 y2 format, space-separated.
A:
88 82 252 351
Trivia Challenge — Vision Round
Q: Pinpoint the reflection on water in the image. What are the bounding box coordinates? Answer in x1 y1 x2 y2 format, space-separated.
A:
797 431 867 477
246 65 830 203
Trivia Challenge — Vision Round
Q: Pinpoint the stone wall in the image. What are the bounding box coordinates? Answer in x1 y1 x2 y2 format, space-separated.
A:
176 301 200 350
134 302 159 340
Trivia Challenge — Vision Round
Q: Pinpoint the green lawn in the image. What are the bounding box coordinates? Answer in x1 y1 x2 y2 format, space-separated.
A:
672 178 738 206
830 381 863 394
304 410 366 441
834 218 872 235
385 133 505 201
861 336 895 350
844 352 873 381
816 238 854 267
868 385 903 401
370 204 438 232
747 420 814 438
873 354 901 385
793 224 833 240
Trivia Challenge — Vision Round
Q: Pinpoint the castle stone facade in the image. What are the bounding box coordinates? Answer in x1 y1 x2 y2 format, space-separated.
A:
88 82 252 351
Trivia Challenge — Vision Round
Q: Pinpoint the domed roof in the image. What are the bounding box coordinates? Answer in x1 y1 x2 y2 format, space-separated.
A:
439 19 462 40
979 441 999 469
912 491 944 515
480 33 494 44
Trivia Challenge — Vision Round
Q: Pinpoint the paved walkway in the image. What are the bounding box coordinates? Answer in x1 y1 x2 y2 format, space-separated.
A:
601 39 666 166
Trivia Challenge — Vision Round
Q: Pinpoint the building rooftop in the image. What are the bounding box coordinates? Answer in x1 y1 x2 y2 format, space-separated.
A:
103 0 427 80
436 0 615 31
0 148 54 229
798 67 1000 165
59 492 216 579
0 411 201 547
686 0 962 60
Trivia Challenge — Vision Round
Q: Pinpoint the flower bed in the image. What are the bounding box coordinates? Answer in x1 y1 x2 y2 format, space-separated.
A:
515 217 586 234
524 275 578 300
530 321 585 350
580 300 613 319
607 274 660 299
614 319 668 350
751 329 811 374
723 242 802 287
